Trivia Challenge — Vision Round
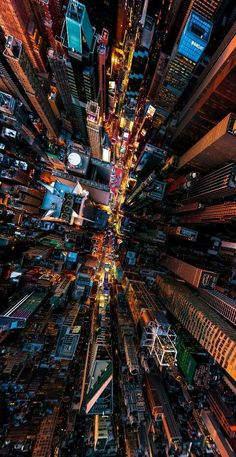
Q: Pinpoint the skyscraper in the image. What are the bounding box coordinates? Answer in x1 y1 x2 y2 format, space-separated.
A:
0 0 46 71
185 162 236 203
178 201 236 225
0 56 32 113
4 35 58 139
170 20 236 150
161 255 218 289
116 0 127 45
199 289 236 327
0 90 37 145
156 275 236 381
80 0 117 44
47 48 74 133
61 0 97 140
125 172 166 214
133 143 166 180
97 44 107 117
86 101 102 159
125 46 149 121
30 0 65 49
0 29 32 112
154 10 213 129
176 113 236 172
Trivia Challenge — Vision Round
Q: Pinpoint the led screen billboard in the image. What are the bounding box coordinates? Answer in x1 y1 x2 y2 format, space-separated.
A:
178 11 212 63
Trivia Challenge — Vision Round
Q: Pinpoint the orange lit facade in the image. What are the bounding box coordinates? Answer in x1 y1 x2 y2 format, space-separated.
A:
0 0 46 71
4 36 58 139
157 275 236 381
208 391 236 438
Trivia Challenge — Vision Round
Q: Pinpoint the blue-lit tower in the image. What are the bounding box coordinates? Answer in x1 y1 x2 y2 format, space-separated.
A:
60 0 97 139
154 10 213 129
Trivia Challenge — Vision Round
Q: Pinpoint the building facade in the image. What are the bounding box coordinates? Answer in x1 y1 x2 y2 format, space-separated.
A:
157 275 236 381
4 36 58 138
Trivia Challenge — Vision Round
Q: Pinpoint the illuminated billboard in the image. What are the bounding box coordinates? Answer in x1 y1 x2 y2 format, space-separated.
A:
146 104 156 117
87 114 97 123
100 28 109 46
86 101 100 123
109 81 116 91
178 11 212 63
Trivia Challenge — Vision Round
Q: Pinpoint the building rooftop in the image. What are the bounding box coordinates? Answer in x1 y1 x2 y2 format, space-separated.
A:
0 91 16 115
0 290 47 330
4 35 22 60
55 324 81 360
64 0 94 57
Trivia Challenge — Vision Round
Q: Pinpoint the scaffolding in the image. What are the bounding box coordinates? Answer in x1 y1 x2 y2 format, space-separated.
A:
140 310 177 367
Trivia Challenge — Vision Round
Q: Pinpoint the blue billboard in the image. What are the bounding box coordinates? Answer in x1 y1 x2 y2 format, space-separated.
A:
178 11 213 63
